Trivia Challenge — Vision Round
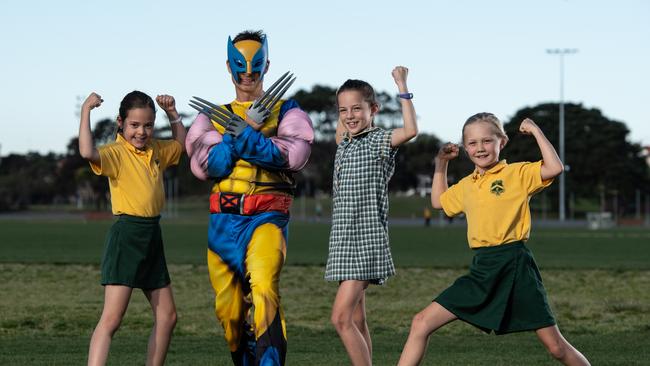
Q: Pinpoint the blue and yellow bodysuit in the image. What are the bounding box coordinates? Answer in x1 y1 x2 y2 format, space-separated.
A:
186 35 313 366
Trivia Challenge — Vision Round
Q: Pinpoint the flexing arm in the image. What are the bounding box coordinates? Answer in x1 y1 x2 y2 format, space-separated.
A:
431 143 459 209
519 118 563 180
156 94 187 151
78 92 102 165
390 66 418 147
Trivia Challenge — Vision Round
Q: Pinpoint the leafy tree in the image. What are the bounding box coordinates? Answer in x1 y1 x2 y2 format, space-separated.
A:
502 103 649 216
374 91 402 129
395 133 474 194
55 118 117 210
0 152 61 209
93 118 118 145
391 134 438 191
291 85 338 141
2 93 646 219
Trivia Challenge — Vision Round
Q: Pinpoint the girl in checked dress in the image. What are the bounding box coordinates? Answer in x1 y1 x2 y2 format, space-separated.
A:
325 66 418 366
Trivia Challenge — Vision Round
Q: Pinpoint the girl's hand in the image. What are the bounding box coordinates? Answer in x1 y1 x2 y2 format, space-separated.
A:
82 92 103 111
437 142 459 161
156 94 177 114
391 66 409 91
519 118 540 135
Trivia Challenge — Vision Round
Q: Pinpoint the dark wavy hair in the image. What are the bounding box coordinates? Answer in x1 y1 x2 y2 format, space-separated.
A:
335 79 378 108
118 90 156 121
116 91 156 133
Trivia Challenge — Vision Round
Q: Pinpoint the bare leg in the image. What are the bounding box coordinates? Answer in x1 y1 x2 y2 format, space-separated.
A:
331 280 371 366
352 294 372 359
88 285 133 366
397 301 457 366
536 325 590 366
143 285 177 366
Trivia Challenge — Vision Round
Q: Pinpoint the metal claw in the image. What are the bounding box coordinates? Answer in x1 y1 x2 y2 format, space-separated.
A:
188 99 232 128
257 71 291 106
260 73 294 110
188 102 210 118
190 98 234 121
265 76 296 110
188 103 228 129
188 100 228 121
192 96 237 119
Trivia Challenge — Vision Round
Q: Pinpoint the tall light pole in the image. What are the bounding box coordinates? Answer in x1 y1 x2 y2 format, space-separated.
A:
546 48 577 221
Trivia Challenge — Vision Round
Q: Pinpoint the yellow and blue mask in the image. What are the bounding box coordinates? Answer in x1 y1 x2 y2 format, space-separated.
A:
227 36 268 83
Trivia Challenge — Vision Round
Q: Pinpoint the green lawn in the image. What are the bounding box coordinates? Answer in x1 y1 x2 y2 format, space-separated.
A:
0 217 649 365
1 219 649 269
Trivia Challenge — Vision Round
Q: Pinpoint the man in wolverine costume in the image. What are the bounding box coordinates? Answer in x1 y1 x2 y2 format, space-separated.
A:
185 30 314 365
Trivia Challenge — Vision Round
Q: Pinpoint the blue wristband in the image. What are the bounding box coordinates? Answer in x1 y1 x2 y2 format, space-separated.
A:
398 92 413 100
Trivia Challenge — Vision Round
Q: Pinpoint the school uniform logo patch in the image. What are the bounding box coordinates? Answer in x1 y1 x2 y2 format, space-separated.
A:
490 180 505 196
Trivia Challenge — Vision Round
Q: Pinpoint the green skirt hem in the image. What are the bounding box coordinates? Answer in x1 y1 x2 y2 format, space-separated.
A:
100 214 171 290
435 241 556 334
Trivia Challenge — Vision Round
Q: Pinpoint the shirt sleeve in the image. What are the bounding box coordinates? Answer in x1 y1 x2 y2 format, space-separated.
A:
370 128 398 161
440 182 464 217
89 143 121 178
156 139 182 170
518 160 554 195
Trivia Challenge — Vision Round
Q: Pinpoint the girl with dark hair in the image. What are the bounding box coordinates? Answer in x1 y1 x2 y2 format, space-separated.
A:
325 66 418 366
78 90 186 366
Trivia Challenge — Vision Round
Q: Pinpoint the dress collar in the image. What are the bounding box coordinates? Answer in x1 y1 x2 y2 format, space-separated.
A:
343 126 378 142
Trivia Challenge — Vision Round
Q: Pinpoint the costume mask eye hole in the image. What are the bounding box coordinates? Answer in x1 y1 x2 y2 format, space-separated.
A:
235 60 244 68
253 60 263 67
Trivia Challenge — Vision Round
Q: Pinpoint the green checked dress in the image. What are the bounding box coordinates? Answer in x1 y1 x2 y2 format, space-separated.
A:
325 127 398 285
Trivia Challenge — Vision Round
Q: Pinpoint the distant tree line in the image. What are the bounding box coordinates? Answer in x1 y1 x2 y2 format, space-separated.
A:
0 86 648 218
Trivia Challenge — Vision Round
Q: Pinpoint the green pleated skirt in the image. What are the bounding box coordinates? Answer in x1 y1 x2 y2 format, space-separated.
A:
100 215 170 290
435 241 556 334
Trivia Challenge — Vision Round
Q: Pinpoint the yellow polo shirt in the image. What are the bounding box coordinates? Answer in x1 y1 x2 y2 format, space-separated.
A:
90 134 182 217
440 160 553 248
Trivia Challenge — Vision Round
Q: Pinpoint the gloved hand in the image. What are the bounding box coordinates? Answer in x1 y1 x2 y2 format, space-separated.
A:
245 71 296 126
224 115 248 137
189 97 249 138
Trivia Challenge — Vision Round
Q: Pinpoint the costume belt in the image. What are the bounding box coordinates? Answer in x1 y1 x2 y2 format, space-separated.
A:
209 192 292 215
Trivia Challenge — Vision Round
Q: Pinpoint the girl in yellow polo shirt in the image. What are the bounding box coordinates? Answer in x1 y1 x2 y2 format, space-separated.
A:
398 113 590 365
78 90 186 366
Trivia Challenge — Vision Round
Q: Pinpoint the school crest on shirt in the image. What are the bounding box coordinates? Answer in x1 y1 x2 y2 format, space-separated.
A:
490 180 505 196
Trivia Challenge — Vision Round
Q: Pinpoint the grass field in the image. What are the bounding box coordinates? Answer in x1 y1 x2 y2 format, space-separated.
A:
1 217 649 365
